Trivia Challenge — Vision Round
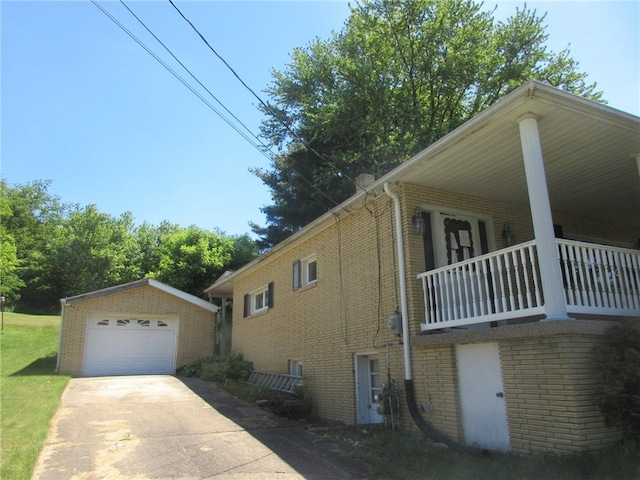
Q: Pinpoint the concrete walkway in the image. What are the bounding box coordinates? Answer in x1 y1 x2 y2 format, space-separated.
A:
32 375 367 480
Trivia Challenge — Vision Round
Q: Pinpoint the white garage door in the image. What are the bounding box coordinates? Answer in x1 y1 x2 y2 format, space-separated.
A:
83 315 177 376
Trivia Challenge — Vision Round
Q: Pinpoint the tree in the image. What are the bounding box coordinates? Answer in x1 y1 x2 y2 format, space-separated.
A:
1 180 68 311
2 178 259 312
134 221 181 278
253 0 603 249
228 233 260 271
152 226 238 297
37 205 140 307
0 184 24 305
0 235 23 306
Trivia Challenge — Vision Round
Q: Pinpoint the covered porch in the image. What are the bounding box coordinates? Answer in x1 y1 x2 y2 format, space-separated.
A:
383 82 639 331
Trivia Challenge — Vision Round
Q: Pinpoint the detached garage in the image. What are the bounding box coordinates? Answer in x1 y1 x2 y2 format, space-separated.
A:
57 279 218 377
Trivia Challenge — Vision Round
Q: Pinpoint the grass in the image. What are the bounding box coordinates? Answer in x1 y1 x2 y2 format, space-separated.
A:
218 380 639 479
329 426 640 480
3 321 635 480
1 312 70 480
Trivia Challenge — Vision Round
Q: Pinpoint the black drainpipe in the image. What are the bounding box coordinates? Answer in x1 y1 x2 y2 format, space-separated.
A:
383 182 481 455
404 379 482 454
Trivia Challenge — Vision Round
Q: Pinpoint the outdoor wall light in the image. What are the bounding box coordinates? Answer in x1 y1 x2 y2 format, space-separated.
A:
502 223 516 247
412 207 425 236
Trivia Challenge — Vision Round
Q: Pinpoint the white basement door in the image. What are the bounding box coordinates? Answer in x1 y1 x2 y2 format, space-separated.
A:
83 315 177 376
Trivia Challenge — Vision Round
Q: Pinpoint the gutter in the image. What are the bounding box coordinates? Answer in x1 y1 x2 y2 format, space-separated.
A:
383 182 481 454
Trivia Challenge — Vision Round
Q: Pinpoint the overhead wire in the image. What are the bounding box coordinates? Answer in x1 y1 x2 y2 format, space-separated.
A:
334 213 350 347
91 0 267 159
167 0 372 195
370 198 387 349
158 1 401 354
91 0 347 212
119 0 264 156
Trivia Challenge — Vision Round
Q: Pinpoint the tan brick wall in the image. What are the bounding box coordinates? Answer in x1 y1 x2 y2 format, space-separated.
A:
232 193 407 424
501 334 620 454
58 285 215 376
231 182 630 451
410 331 621 455
402 183 639 256
410 344 462 441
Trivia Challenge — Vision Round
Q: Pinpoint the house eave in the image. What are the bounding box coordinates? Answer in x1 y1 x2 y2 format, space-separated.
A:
209 80 640 290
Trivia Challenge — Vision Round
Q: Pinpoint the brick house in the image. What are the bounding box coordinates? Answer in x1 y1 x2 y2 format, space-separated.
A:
205 81 640 454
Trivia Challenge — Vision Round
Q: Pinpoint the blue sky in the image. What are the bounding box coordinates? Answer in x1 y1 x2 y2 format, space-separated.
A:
2 1 639 237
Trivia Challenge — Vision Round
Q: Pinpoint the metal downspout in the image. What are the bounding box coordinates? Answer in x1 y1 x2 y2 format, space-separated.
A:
382 183 412 381
383 182 481 453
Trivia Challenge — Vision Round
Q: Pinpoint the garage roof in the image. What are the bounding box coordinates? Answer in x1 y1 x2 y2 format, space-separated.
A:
61 278 218 312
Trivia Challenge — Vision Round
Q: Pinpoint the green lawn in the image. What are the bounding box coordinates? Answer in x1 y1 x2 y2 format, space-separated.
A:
1 312 70 480
1 313 638 480
327 426 639 480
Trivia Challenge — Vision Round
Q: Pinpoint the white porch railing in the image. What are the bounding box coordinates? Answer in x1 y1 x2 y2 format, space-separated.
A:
558 239 640 316
418 240 640 331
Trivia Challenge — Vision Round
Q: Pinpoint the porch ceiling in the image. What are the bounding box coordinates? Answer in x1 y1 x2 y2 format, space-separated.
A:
393 89 640 226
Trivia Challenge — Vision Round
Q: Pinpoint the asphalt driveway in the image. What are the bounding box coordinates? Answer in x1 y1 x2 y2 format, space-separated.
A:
32 375 367 480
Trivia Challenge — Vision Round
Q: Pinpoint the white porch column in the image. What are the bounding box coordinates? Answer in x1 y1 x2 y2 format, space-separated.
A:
518 114 570 320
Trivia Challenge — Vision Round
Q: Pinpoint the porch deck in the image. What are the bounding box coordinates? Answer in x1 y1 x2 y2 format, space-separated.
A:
418 239 640 331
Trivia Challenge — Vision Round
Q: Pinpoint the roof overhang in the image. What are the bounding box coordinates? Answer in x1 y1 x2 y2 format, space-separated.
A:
380 81 640 227
204 270 235 297
209 81 640 292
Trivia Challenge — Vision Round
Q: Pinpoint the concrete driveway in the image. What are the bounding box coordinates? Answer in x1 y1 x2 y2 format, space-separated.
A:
32 375 367 480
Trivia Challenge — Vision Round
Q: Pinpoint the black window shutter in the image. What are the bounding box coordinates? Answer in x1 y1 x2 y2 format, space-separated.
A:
292 260 301 290
554 224 564 239
268 282 275 309
422 212 435 271
478 220 489 255
243 293 249 317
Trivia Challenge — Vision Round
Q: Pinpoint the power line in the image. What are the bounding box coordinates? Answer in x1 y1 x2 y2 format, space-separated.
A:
91 0 268 159
119 0 266 156
167 0 371 195
91 0 348 212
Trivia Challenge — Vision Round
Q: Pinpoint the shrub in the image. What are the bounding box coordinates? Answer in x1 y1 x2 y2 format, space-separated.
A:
594 320 640 441
185 352 253 384
180 356 215 378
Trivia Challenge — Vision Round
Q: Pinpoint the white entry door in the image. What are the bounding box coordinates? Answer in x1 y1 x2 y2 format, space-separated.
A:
355 354 383 424
83 315 177 376
456 342 510 451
